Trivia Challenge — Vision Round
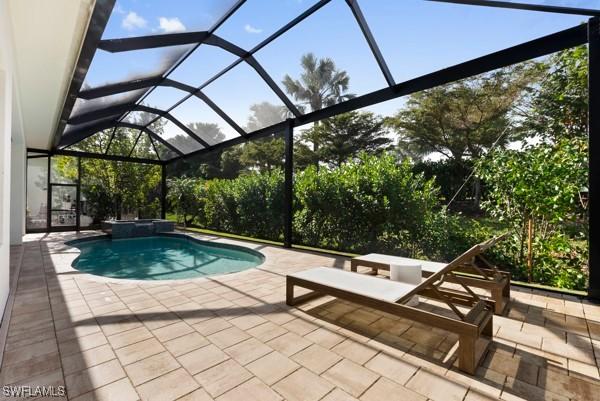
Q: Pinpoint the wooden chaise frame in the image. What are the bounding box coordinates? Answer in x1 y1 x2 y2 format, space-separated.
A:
286 238 502 374
351 235 511 314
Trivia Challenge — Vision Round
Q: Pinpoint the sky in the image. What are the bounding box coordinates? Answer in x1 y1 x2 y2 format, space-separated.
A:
79 0 597 145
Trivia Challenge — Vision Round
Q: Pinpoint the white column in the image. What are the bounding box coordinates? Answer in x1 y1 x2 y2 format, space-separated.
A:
0 0 15 321
10 135 25 245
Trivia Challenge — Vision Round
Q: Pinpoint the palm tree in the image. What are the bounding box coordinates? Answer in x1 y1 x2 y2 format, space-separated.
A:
282 53 353 156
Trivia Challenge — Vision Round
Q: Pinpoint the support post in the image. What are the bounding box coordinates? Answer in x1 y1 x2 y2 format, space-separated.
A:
46 155 51 232
161 164 167 220
589 17 600 300
283 120 294 248
76 157 81 231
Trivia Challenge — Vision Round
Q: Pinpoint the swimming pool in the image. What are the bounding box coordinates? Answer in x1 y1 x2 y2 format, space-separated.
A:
66 234 264 280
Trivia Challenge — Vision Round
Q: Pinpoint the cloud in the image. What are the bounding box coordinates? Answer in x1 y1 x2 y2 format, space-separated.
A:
158 17 186 33
244 24 262 34
122 11 147 30
114 3 126 14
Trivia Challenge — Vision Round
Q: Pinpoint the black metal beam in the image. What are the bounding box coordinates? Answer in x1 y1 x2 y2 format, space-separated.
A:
68 103 133 125
250 0 332 54
60 121 185 157
67 104 210 148
173 23 587 163
148 135 161 160
76 157 82 230
204 34 249 58
127 130 144 158
98 31 209 52
61 120 122 147
161 165 167 219
135 105 210 148
75 77 247 137
124 0 330 134
588 17 600 300
283 120 294 248
193 90 247 137
104 126 118 154
118 122 185 157
164 79 247 137
427 0 600 17
51 0 115 149
346 0 395 86
204 34 301 116
246 56 302 117
27 147 165 165
114 0 247 130
79 76 163 99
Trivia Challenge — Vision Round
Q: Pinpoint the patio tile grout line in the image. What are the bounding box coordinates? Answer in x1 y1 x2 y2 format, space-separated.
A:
105 271 309 400
0 245 24 370
68 268 144 401
38 239 72 397
19 232 600 401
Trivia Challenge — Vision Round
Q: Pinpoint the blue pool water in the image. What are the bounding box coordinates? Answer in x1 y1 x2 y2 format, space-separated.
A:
67 235 264 280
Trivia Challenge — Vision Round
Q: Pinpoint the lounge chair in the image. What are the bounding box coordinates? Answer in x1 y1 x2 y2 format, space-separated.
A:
350 236 510 314
286 240 499 374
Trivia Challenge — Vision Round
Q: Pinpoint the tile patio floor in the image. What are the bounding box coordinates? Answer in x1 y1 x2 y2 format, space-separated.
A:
1 231 600 401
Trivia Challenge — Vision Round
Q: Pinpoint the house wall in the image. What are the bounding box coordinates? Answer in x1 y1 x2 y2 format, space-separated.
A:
0 0 19 323
10 82 25 245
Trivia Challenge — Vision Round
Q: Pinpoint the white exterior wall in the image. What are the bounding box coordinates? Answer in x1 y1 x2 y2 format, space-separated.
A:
10 82 25 246
0 0 19 322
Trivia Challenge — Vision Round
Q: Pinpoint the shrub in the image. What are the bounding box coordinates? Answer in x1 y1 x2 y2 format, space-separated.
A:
294 153 443 257
476 138 588 290
200 171 283 241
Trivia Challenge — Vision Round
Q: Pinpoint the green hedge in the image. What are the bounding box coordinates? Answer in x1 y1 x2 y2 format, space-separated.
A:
172 153 481 259
168 152 588 290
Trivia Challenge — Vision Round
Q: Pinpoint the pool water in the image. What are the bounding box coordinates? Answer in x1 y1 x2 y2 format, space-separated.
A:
67 235 264 280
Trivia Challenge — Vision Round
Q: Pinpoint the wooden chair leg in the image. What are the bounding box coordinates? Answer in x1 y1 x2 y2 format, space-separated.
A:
491 287 504 314
350 261 358 272
483 315 494 337
502 277 511 299
286 280 295 306
458 335 477 375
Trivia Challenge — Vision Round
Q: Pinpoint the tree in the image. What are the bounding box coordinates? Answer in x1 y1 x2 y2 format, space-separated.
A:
167 177 199 226
62 127 162 222
387 63 541 204
187 122 226 144
237 102 287 172
386 63 541 162
524 45 588 142
477 138 588 288
246 102 287 131
282 53 354 157
240 135 284 172
301 111 392 167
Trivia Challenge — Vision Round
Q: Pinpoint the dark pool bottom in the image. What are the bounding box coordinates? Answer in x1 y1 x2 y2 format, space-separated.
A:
66 234 265 280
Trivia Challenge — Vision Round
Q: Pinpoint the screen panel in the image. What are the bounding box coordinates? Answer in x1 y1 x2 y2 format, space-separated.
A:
214 0 320 50
202 62 291 131
360 0 586 83
102 0 241 39
169 95 242 145
149 117 204 154
254 0 387 112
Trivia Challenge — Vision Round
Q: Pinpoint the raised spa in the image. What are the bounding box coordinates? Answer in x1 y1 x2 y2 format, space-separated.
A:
66 234 264 280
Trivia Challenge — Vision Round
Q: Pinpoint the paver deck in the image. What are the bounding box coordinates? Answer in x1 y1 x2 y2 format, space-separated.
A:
1 231 599 401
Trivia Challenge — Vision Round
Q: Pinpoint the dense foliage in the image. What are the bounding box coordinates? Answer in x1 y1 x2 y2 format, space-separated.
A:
169 154 484 262
477 138 588 289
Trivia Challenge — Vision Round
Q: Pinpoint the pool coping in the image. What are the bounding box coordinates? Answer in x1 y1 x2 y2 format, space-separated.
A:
60 231 268 285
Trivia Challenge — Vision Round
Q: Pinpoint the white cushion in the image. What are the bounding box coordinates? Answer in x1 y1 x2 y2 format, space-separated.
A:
355 254 446 274
289 267 415 302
